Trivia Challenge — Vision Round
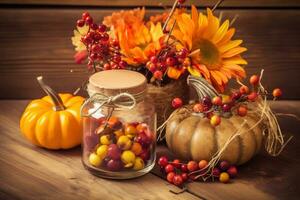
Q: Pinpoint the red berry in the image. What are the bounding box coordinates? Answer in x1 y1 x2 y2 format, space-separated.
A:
272 88 282 98
153 70 163 80
149 63 156 73
219 160 230 171
250 75 260 85
90 53 98 60
237 105 247 117
167 172 175 183
119 61 127 69
93 32 101 41
77 19 85 27
103 63 111 70
85 16 93 25
111 39 119 46
212 168 221 177
111 63 118 69
90 23 98 30
239 85 250 94
212 96 222 106
165 164 174 173
177 48 188 58
91 44 100 52
98 24 107 32
202 96 212 108
222 104 231 112
101 33 109 41
187 161 199 172
82 12 90 20
181 164 188 172
173 175 183 186
158 156 168 167
247 92 258 101
178 0 186 4
150 56 158 64
113 55 121 63
82 35 92 44
181 173 188 181
227 166 238 178
172 159 181 169
172 97 183 109
231 91 241 101
166 57 175 66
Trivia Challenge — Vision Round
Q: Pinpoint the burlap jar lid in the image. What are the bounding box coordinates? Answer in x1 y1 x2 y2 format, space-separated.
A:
87 70 147 97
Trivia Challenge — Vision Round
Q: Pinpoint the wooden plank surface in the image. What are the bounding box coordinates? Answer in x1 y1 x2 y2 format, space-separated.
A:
0 100 198 200
0 100 299 199
1 0 300 8
0 8 300 99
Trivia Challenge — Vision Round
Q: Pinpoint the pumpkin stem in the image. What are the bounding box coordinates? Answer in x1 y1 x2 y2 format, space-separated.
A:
187 75 219 100
37 76 65 111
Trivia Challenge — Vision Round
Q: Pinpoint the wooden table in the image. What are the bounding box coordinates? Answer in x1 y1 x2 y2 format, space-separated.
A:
1 100 300 200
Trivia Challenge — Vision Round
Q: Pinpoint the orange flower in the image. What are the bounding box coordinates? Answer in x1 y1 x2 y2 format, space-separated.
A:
104 8 165 66
173 6 247 92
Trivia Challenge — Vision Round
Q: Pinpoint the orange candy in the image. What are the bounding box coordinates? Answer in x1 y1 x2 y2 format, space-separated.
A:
136 123 148 133
108 116 120 128
131 142 143 155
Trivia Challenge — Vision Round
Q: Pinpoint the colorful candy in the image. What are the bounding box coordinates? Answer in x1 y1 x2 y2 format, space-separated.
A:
88 118 154 172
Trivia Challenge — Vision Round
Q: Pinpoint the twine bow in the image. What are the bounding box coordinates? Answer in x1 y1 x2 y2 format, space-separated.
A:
80 93 136 117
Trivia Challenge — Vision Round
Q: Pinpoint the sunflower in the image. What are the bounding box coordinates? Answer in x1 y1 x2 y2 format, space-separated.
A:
173 6 247 92
104 8 164 66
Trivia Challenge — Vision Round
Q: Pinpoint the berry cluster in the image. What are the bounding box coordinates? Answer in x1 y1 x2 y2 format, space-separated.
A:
158 156 238 186
88 117 154 171
76 12 127 71
146 47 189 81
171 74 283 127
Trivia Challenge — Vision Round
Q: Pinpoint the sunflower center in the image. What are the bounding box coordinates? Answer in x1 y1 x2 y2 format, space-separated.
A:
194 39 220 69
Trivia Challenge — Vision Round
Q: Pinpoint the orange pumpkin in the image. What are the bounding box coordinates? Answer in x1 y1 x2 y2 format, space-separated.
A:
20 77 84 149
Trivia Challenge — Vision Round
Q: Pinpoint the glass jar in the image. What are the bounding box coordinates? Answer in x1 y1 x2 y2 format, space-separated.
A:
81 70 156 179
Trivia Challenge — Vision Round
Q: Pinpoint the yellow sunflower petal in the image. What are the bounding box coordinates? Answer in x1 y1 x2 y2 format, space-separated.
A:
217 28 235 45
203 8 219 39
222 47 247 58
214 70 228 84
223 56 248 65
188 66 201 77
191 5 199 31
196 64 210 79
212 20 229 44
219 40 243 53
210 71 222 85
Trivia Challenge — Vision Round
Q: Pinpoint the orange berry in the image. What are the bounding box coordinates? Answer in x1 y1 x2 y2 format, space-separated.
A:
250 75 260 85
193 103 204 113
198 160 208 169
187 161 199 172
212 96 222 106
219 172 230 183
210 115 221 126
237 106 247 117
239 85 250 94
247 92 258 102
272 88 282 98
131 142 143 156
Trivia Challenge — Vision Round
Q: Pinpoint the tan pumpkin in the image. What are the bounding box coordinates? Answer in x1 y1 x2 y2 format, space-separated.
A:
166 105 264 165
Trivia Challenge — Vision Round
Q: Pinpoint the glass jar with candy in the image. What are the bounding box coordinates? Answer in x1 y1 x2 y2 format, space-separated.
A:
81 70 156 179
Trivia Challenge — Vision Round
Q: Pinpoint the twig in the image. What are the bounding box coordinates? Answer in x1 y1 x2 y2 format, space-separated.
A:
162 0 179 32
230 14 239 26
212 0 225 12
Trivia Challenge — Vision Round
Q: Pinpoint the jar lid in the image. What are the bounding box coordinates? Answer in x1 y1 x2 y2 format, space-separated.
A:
87 70 147 97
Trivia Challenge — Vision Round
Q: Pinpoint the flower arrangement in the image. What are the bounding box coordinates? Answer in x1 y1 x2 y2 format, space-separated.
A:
71 0 246 92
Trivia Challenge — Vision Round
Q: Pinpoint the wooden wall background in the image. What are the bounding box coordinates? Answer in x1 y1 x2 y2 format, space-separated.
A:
0 0 300 99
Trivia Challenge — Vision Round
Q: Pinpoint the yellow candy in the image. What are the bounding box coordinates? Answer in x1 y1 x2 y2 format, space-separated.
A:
96 145 108 159
121 150 136 168
89 153 102 167
125 125 137 136
114 129 124 139
133 157 145 170
100 135 112 145
117 135 132 150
